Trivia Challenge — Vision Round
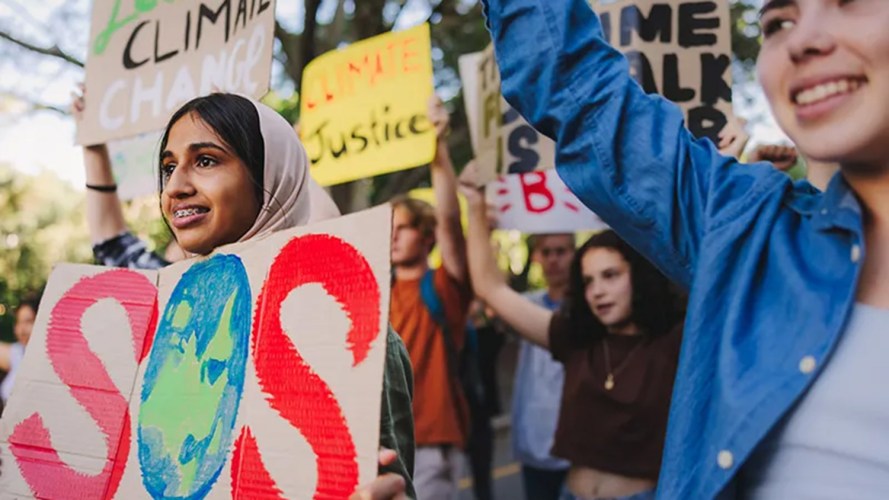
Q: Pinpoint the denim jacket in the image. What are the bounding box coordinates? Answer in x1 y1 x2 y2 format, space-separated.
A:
480 1 865 498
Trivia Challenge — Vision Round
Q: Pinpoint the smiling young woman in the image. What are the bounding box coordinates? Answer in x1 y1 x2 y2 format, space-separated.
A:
481 0 889 498
157 96 265 256
76 92 415 500
460 161 684 500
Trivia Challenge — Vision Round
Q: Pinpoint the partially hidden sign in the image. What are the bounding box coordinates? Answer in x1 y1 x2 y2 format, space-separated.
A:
0 206 392 499
300 24 435 186
107 131 163 201
77 0 277 146
458 45 556 186
488 170 607 233
590 0 733 142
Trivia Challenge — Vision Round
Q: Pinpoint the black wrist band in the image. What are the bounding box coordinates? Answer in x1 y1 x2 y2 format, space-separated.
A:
86 183 118 193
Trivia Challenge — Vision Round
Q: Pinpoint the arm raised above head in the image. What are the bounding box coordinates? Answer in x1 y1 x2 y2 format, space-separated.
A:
428 96 468 284
460 163 552 349
481 0 784 288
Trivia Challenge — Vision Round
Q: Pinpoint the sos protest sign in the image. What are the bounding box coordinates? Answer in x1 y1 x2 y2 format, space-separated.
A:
300 24 435 186
591 0 733 142
458 45 556 186
77 0 276 146
488 170 607 233
0 206 392 499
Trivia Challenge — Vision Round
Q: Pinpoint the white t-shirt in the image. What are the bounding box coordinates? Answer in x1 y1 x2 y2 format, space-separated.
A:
741 304 889 499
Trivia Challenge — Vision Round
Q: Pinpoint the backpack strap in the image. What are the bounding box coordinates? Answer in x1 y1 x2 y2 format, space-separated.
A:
420 269 447 327
420 270 459 376
419 269 470 439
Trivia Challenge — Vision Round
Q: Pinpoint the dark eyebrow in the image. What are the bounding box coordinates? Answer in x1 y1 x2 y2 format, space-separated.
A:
160 142 228 160
759 0 794 18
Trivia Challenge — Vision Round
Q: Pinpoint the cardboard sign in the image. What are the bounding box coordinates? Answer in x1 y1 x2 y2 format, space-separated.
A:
591 0 733 142
458 45 556 185
487 170 607 233
0 206 392 499
300 24 435 186
77 0 277 146
107 131 163 201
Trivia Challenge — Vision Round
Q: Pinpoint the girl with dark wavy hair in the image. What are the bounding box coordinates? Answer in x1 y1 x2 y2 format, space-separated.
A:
460 164 683 500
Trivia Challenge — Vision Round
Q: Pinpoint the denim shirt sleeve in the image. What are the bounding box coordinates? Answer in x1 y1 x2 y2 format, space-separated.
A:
378 325 417 499
481 0 783 288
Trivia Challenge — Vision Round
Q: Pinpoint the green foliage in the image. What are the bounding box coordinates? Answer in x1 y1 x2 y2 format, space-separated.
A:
0 164 92 339
731 0 763 73
0 165 171 340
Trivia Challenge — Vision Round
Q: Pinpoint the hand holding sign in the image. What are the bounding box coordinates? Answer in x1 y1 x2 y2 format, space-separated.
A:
429 95 451 143
349 449 409 500
458 160 485 208
0 207 393 499
748 144 799 172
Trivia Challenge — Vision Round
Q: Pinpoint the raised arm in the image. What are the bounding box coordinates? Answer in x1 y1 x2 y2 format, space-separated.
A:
481 0 783 288
428 95 468 284
72 89 128 245
459 163 552 348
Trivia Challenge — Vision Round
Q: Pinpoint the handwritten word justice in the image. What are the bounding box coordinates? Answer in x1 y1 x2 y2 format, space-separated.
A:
303 105 431 165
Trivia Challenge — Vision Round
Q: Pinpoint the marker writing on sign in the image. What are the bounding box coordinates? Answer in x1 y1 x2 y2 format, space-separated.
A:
303 105 432 165
8 270 158 500
94 0 271 58
599 1 730 140
304 37 423 111
120 0 272 69
99 25 266 131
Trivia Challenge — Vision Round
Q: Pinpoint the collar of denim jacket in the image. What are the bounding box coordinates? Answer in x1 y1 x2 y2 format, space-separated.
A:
812 172 863 234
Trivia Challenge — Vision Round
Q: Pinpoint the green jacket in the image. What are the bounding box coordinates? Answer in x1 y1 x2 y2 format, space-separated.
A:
379 327 416 499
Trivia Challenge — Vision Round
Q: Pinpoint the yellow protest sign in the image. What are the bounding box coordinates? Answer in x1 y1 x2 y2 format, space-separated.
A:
300 24 435 186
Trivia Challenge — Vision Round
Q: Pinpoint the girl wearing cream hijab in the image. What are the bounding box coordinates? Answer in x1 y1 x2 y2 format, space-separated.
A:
77 93 414 499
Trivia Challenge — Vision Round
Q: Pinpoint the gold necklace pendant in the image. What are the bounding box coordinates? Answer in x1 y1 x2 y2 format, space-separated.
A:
604 374 615 390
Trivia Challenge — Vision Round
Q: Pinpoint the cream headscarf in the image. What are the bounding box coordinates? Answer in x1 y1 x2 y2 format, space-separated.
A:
236 99 339 243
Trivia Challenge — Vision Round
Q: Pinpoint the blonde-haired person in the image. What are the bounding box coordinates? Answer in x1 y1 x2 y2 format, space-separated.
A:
388 95 471 500
482 0 889 498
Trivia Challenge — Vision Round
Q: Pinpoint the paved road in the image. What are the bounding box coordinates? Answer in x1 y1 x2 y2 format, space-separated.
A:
457 335 526 500
456 419 524 500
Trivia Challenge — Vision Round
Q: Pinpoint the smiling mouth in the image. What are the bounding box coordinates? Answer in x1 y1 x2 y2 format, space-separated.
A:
792 78 864 107
174 207 209 219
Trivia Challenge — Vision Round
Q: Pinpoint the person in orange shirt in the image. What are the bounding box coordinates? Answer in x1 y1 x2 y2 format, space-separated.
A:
389 95 471 500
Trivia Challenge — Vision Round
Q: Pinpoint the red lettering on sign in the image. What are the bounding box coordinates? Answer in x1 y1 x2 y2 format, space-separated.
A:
9 270 157 499
247 234 381 498
231 426 285 499
519 171 555 213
